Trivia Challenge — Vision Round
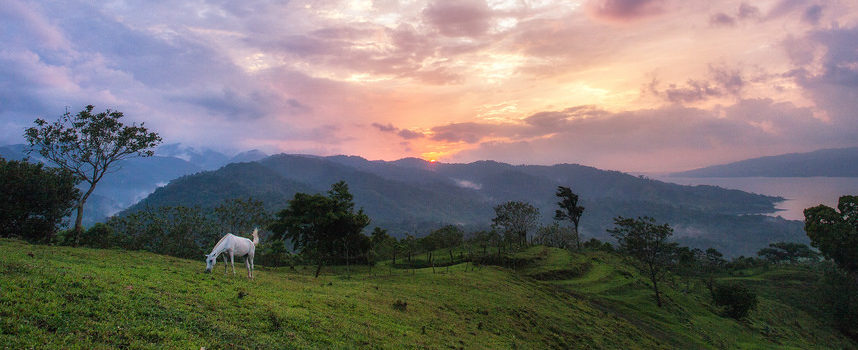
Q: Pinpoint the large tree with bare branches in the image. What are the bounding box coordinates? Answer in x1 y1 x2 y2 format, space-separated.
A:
25 105 161 244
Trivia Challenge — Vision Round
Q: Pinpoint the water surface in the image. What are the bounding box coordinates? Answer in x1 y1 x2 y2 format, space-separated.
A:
657 177 858 221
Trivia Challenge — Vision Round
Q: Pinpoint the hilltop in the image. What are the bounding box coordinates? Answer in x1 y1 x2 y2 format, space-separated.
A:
671 147 858 178
0 239 852 349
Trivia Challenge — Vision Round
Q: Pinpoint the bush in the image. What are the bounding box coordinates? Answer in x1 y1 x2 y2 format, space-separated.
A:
712 283 758 319
79 223 113 248
0 158 79 243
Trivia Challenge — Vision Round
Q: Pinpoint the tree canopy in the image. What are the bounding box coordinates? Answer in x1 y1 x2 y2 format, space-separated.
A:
554 186 584 249
0 158 79 242
804 195 858 275
608 216 676 307
269 181 370 277
492 201 540 247
24 105 161 242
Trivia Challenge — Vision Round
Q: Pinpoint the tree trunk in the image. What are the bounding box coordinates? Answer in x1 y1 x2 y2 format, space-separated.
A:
73 184 97 246
651 272 663 307
314 258 323 278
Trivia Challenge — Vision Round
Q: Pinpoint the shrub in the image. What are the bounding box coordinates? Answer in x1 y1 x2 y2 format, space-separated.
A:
712 283 758 319
0 158 79 243
80 223 113 248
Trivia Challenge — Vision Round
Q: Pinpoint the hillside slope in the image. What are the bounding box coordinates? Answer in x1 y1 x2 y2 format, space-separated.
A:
127 154 805 257
1 240 853 349
671 147 858 177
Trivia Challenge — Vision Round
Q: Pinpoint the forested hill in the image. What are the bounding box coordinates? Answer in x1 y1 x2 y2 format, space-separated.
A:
671 147 858 177
125 154 806 257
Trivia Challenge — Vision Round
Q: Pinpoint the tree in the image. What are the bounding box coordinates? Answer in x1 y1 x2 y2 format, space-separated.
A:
608 216 676 307
712 283 758 319
24 105 162 244
701 248 726 298
492 201 540 247
554 186 585 249
804 196 858 278
268 181 370 277
214 197 271 234
0 158 79 242
534 223 576 250
756 242 818 264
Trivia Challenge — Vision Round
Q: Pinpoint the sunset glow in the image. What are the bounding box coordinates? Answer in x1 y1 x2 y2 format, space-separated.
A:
2 0 857 172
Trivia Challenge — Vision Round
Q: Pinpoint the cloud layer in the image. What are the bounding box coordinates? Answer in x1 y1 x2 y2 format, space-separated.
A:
1 0 856 172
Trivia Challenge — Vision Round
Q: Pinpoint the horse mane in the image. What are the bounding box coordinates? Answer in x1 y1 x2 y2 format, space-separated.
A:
210 234 233 255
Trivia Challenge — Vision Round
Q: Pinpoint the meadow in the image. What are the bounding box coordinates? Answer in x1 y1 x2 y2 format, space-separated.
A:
0 239 853 349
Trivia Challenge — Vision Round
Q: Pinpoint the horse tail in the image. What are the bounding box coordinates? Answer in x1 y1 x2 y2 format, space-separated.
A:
252 227 260 245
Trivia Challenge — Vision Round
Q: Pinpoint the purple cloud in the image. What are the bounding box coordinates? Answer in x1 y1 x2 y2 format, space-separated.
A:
588 0 665 22
423 0 493 37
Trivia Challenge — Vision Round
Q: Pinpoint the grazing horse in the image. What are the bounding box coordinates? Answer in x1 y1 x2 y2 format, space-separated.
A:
205 228 259 278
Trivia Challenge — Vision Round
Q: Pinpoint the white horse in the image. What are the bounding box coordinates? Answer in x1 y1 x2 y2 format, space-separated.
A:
205 228 259 278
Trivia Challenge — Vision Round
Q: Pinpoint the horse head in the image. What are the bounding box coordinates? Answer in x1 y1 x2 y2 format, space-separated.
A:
204 253 216 272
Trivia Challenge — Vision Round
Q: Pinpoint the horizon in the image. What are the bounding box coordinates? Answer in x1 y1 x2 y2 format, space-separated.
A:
2 0 857 173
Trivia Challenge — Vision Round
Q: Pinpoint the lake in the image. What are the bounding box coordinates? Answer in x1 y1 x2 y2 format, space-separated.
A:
656 177 858 221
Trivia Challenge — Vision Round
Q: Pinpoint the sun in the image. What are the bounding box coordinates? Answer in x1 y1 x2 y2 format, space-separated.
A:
429 159 437 163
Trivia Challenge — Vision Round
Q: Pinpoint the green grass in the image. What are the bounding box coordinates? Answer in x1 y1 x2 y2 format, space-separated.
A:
0 239 854 349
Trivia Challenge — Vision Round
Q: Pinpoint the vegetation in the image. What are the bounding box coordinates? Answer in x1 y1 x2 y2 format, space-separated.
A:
491 201 540 247
554 186 584 249
24 105 162 243
804 195 858 275
805 195 858 338
608 216 676 307
269 181 371 277
711 283 758 319
756 242 818 264
0 158 79 242
1 239 854 349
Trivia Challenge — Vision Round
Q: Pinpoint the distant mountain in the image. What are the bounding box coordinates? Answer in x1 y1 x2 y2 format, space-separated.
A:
229 149 268 164
671 147 858 177
1 144 203 225
126 154 805 257
156 143 231 170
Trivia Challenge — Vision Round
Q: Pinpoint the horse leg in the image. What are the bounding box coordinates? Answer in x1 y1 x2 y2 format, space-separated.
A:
231 252 236 276
222 254 228 275
245 257 251 278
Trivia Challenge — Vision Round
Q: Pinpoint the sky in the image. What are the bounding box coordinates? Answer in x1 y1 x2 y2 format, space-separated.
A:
1 0 857 172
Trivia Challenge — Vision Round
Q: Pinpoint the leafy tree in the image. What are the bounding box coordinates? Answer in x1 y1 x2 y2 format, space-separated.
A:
492 201 540 247
608 216 677 307
214 197 271 234
534 223 576 250
756 241 818 264
269 181 370 277
426 225 464 272
107 205 220 259
24 105 162 243
701 248 726 297
818 262 858 336
712 283 758 319
370 227 396 262
0 158 79 242
804 196 858 277
554 186 585 249
582 238 613 252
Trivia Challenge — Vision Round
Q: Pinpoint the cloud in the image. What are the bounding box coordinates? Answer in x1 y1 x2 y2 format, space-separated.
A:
709 13 736 27
802 5 823 25
372 122 425 140
737 3 761 19
423 0 493 37
587 0 665 22
447 99 834 171
648 65 745 103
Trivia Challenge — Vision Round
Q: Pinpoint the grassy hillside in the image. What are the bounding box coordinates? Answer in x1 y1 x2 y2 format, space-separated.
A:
0 239 853 349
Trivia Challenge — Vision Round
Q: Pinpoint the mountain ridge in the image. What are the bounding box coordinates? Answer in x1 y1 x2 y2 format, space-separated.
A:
125 153 804 257
671 147 858 177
